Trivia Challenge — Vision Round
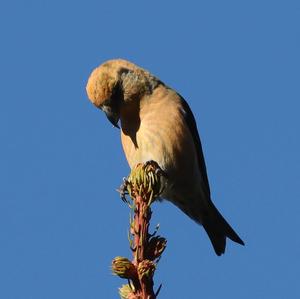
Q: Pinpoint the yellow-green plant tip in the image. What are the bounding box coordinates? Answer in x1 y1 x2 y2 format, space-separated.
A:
119 284 134 299
111 257 137 279
127 162 164 201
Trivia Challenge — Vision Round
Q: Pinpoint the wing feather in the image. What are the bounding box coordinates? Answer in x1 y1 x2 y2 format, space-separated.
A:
179 95 211 197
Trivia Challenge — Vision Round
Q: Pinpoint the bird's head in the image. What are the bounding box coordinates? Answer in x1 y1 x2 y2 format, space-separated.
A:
86 59 160 128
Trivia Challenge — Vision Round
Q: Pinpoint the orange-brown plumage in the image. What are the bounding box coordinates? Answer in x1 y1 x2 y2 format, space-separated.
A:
86 59 244 255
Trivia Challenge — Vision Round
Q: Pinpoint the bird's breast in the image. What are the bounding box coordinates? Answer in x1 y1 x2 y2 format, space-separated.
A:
120 88 198 177
121 116 171 170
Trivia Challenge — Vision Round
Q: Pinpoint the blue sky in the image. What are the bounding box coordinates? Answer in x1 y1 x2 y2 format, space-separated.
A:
1 1 299 298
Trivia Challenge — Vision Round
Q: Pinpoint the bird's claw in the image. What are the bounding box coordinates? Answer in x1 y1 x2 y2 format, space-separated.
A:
117 177 130 203
144 160 166 177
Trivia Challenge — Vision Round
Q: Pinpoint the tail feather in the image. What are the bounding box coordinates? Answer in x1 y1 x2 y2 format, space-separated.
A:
202 201 244 256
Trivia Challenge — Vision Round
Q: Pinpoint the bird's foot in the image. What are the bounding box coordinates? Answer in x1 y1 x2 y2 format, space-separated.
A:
117 177 130 204
144 160 165 176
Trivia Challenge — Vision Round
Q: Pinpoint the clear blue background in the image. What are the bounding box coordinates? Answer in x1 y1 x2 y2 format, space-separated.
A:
1 1 299 298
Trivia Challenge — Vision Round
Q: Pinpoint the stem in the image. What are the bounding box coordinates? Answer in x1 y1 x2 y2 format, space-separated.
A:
132 194 155 299
113 162 166 299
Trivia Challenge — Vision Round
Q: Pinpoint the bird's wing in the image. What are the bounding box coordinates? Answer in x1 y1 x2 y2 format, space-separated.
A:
179 95 211 197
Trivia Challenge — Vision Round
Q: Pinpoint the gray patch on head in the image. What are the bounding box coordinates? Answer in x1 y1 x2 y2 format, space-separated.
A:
119 68 162 101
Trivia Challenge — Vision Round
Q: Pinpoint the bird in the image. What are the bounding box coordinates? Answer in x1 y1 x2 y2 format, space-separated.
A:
86 59 244 255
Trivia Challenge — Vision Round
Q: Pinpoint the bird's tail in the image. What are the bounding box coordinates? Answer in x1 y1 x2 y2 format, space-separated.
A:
202 200 245 256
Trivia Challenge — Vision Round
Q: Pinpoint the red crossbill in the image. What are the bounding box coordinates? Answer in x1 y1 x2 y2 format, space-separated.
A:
86 59 244 255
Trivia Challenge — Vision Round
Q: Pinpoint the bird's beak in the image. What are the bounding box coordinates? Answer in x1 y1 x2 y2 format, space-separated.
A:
102 105 120 129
